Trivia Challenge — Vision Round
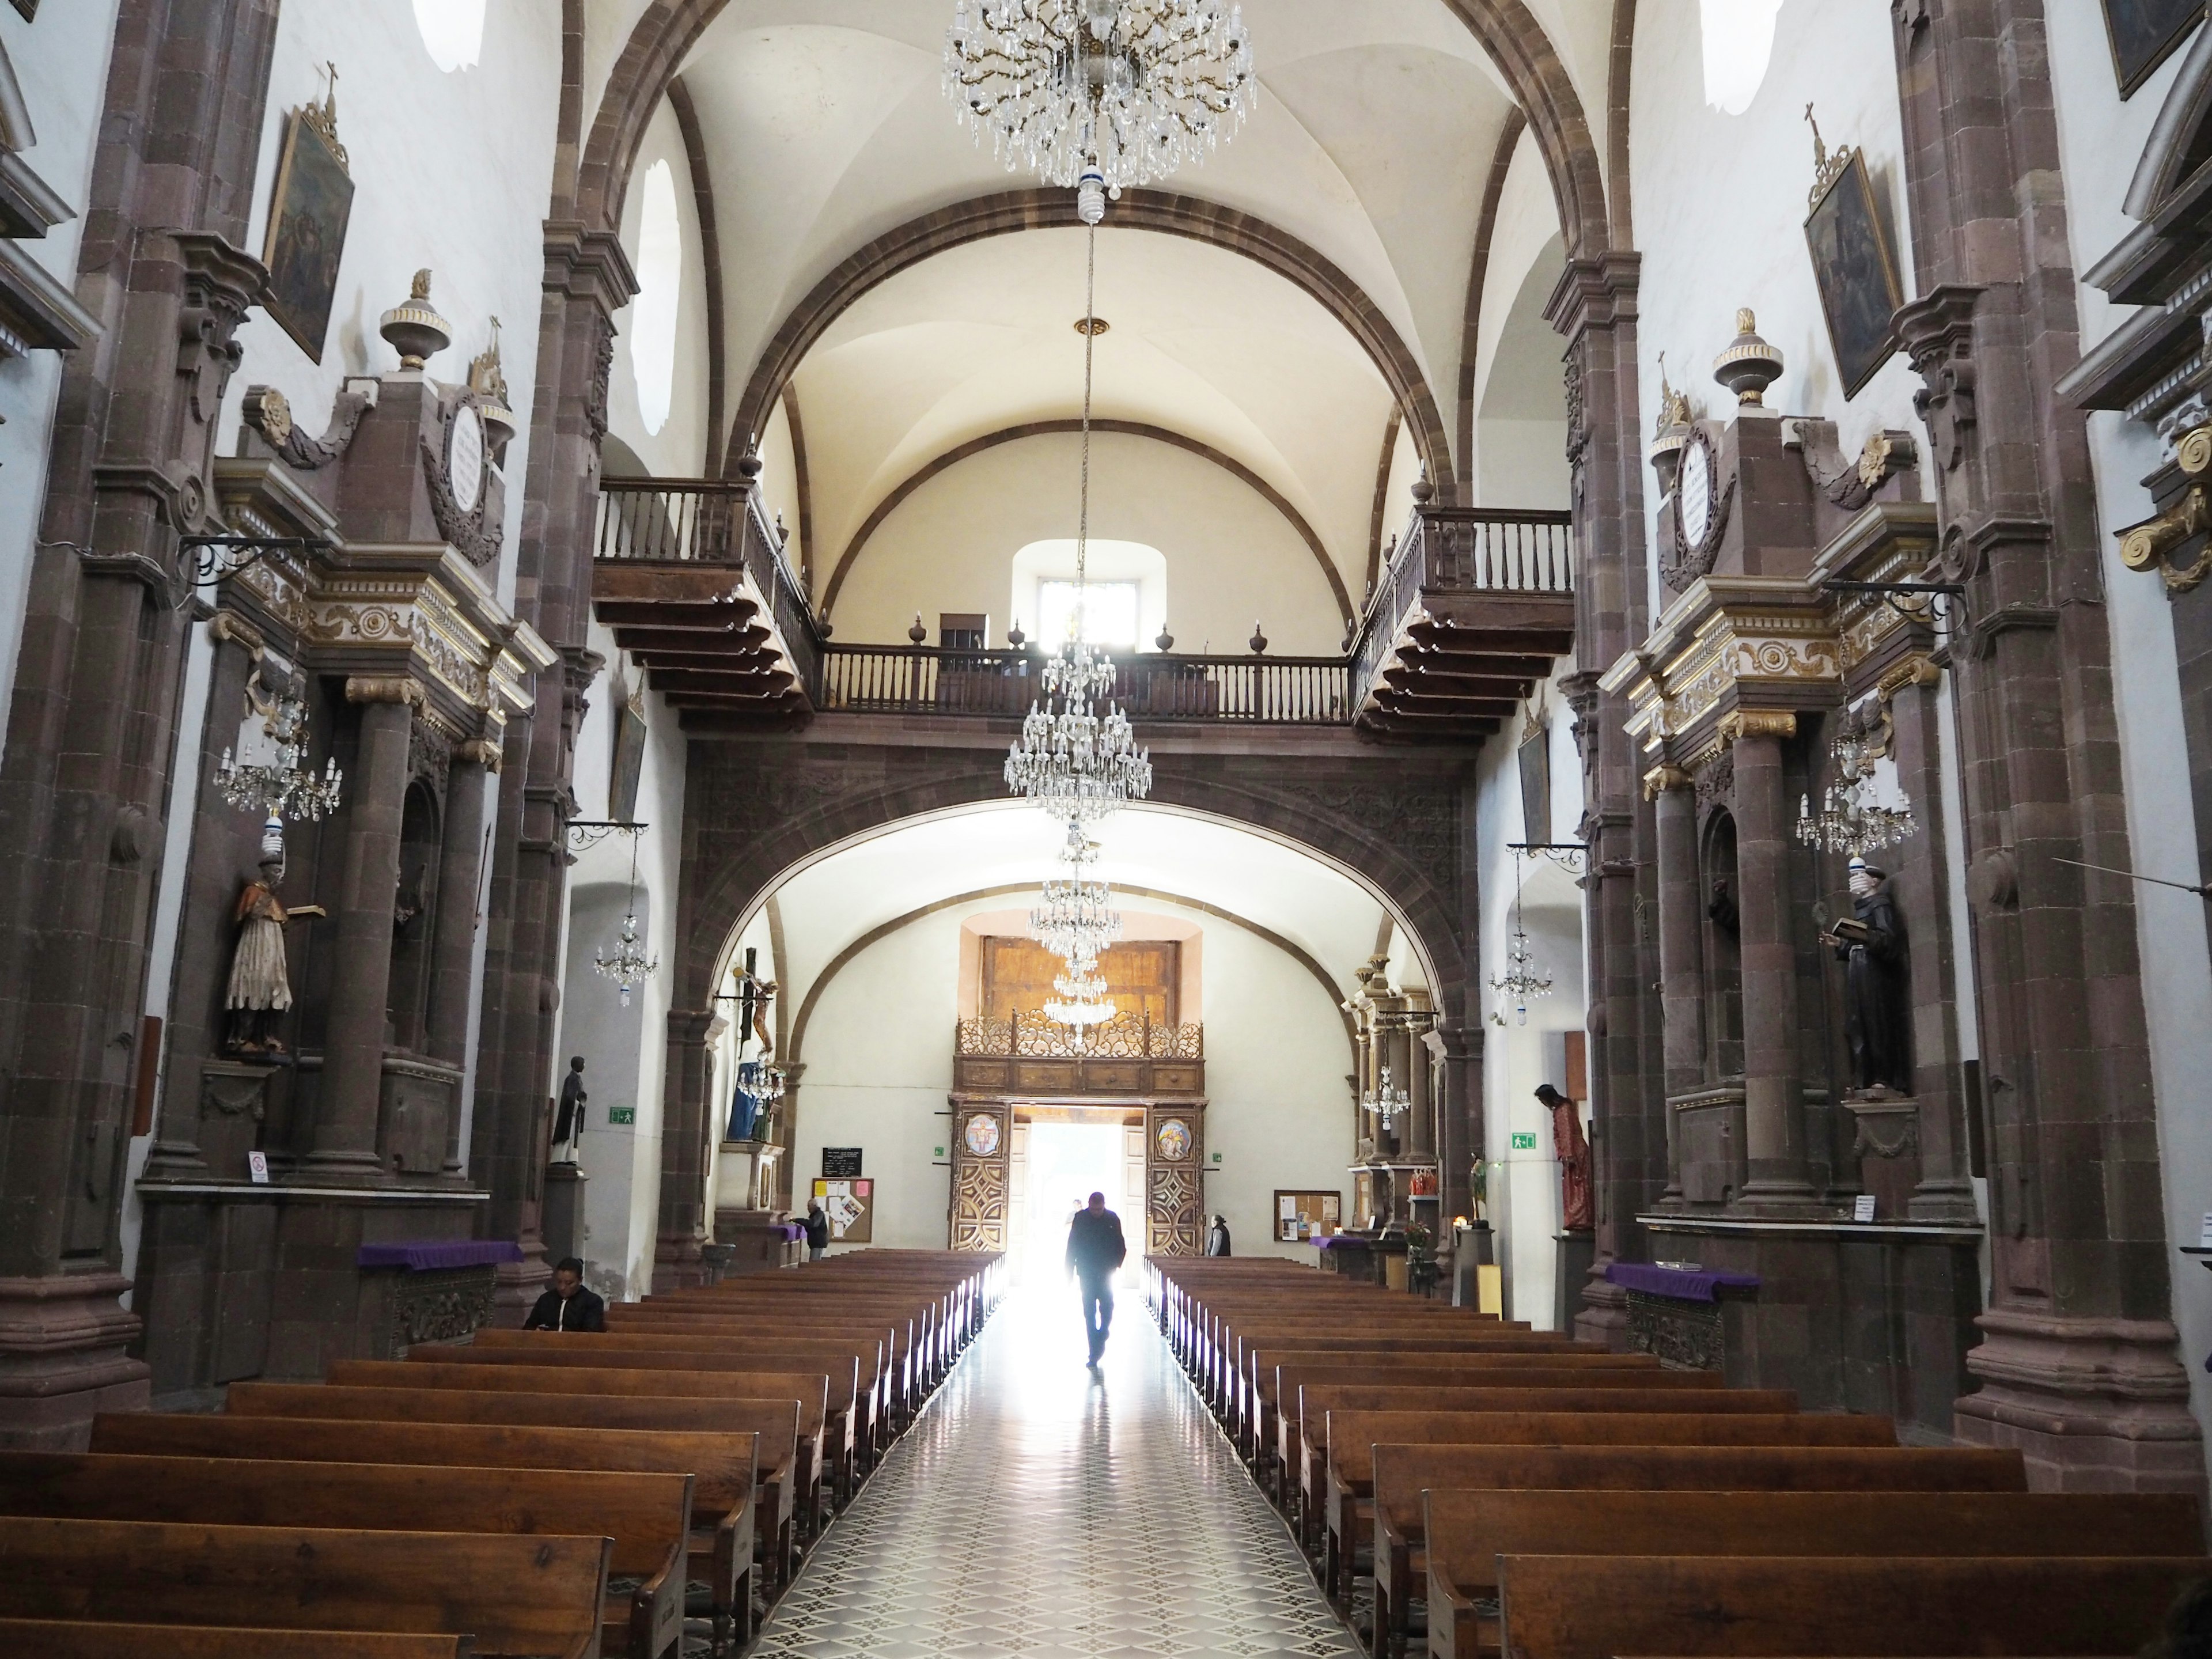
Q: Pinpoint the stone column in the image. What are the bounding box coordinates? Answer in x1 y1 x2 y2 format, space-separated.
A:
0 0 280 1446
309 680 418 1178
1647 765 1698 1204
1404 1014 1435 1159
427 740 496 1175
656 1008 717 1287
1727 714 1814 1210
1433 1023 1480 1226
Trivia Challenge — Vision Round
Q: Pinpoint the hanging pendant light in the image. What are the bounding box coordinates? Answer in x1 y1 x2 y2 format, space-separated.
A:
1489 869 1555 1027
593 831 659 1007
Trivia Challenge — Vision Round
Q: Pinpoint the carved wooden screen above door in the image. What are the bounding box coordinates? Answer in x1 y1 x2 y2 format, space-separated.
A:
948 1102 1011 1252
982 938 1179 1025
1145 1103 1205 1256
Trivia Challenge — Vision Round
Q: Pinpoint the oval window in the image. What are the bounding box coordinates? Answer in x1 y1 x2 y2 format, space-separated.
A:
1699 0 1783 116
632 158 683 438
414 0 487 73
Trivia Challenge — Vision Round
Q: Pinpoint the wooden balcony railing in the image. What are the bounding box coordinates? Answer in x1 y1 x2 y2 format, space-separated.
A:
816 644 1351 724
595 475 821 687
1353 505 1574 700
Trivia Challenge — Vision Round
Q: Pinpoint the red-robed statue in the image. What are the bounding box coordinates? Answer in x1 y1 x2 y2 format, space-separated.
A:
1535 1082 1593 1232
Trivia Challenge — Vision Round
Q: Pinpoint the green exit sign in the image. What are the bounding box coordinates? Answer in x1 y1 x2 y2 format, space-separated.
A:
1510 1131 1538 1150
607 1106 637 1126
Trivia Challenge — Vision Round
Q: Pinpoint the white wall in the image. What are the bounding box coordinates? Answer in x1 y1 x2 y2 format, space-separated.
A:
2046 9 2212 1488
828 430 1349 655
784 895 1354 1262
1631 0 1925 611
0 0 121 756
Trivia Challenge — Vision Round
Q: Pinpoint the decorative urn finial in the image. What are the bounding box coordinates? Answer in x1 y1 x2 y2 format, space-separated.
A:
379 269 452 369
1713 307 1784 408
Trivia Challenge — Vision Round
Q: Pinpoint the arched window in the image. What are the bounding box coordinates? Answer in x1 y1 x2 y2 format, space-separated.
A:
631 159 683 438
413 0 486 74
1698 0 1783 116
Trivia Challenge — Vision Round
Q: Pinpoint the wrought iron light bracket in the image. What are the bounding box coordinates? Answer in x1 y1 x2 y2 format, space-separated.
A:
1819 577 1967 630
566 820 647 852
180 533 332 586
1509 840 1589 876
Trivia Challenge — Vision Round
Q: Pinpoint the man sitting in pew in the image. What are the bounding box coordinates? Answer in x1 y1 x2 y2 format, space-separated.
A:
525 1258 607 1332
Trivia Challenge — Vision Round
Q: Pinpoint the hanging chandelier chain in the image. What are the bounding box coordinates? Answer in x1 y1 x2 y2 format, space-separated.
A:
1078 219 1096 595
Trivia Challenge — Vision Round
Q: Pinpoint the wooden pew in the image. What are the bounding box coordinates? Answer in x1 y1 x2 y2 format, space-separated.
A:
0 1515 608 1659
1316 1406 1897 1606
612 1309 918 1436
0 1450 688 1659
1294 1383 1801 1561
1233 1333 1581 1449
331 1358 834 1543
1427 1488 2199 1658
222 1382 804 1595
1368 1441 2028 1659
1488 1553 2212 1659
415 1342 868 1510
0 1620 470 1658
90 1413 759 1650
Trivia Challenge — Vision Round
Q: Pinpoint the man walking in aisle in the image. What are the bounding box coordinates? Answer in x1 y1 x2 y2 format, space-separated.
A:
1066 1190 1127 1366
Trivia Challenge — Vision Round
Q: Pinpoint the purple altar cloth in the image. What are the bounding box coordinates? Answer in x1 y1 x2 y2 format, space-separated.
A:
778 1224 806 1242
356 1240 525 1272
1604 1262 1761 1302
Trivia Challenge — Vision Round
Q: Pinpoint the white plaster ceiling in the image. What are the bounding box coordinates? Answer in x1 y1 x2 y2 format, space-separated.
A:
673 2 1537 538
732 800 1428 1035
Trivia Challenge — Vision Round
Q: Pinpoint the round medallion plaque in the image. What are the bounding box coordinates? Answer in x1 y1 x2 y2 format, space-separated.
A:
1154 1117 1192 1162
962 1112 1001 1158
446 401 486 515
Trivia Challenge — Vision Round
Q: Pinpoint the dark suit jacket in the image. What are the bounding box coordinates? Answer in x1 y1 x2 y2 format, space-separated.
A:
522 1285 607 1331
1066 1207 1127 1282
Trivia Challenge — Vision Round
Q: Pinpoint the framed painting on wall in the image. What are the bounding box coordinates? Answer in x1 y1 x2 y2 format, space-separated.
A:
1804 147 1906 400
2102 0 2202 98
1276 1189 1342 1244
812 1177 874 1244
260 90 354 363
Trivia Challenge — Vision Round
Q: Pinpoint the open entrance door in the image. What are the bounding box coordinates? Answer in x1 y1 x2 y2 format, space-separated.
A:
1002 1109 1145 1287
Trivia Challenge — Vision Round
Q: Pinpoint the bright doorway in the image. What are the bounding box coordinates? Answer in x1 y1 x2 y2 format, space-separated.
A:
1010 1113 1144 1287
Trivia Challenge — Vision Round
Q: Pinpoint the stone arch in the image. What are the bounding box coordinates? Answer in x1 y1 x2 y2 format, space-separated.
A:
2127 21 2212 218
723 188 1458 503
818 419 1354 628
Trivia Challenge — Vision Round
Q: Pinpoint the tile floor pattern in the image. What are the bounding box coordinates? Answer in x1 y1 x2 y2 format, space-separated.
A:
748 1281 1362 1659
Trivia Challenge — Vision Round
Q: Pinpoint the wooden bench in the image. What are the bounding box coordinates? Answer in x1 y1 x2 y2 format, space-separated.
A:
1293 1384 1799 1562
223 1382 804 1596
0 1620 470 1658
0 1515 608 1659
1489 1553 2212 1658
1427 1488 2200 1658
1367 1441 2028 1659
1316 1407 1897 1607
1232 1332 1579 1445
333 1358 834 1542
89 1412 759 1650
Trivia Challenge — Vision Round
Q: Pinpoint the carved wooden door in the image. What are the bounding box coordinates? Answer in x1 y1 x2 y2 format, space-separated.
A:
948 1102 1011 1252
1143 1103 1205 1256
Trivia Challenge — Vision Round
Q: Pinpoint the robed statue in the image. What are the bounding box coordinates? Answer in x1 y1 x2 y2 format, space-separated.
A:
1821 856 1911 1093
1535 1083 1594 1231
552 1056 587 1164
225 856 325 1055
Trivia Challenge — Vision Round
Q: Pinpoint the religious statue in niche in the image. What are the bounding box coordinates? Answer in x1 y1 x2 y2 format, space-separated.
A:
1821 856 1911 1094
1535 1083 1593 1232
225 856 325 1055
552 1055 586 1165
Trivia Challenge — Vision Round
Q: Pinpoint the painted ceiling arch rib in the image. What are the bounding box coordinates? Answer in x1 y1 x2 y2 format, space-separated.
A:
819 419 1354 628
722 187 1457 505
783 881 1355 1067
1458 108 1529 491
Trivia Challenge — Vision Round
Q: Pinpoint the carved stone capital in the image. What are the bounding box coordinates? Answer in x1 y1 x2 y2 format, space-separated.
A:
207 609 266 658
346 676 425 708
1876 653 1942 701
455 737 503 772
1718 709 1797 746
1641 764 1691 801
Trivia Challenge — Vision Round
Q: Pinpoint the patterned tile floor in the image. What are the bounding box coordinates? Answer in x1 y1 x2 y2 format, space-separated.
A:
747 1282 1361 1658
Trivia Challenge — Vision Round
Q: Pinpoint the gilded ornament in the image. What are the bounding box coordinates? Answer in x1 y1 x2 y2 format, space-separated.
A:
1718 708 1797 745
2177 423 2212 479
1642 764 1691 801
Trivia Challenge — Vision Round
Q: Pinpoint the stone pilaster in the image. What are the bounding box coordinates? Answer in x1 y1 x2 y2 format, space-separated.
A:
1727 716 1817 1210
1548 251 1650 1346
1647 765 1698 1206
0 0 281 1446
656 1007 718 1287
1891 0 2199 1488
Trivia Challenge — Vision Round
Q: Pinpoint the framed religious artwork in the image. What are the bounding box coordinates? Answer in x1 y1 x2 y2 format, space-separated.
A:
1153 1116 1193 1162
1517 696 1550 848
1276 1189 1341 1243
608 672 647 821
2102 0 2202 98
1803 119 1906 400
961 1111 1002 1158
260 75 355 363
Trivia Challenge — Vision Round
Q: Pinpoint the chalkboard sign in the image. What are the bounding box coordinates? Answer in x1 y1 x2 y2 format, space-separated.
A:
822 1147 863 1178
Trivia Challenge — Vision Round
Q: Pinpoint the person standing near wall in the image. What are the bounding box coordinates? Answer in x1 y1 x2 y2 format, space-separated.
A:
1065 1191 1127 1365
1205 1213 1232 1256
804 1199 830 1262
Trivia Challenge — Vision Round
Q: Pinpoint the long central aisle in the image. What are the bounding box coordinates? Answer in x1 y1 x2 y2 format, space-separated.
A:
751 1279 1362 1659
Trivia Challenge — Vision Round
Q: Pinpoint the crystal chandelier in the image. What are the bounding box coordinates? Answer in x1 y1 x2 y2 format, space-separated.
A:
1031 821 1124 967
1363 1065 1410 1131
215 691 343 831
1044 956 1116 1031
1489 897 1554 1027
593 834 659 1007
944 0 1255 193
1796 714 1917 858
